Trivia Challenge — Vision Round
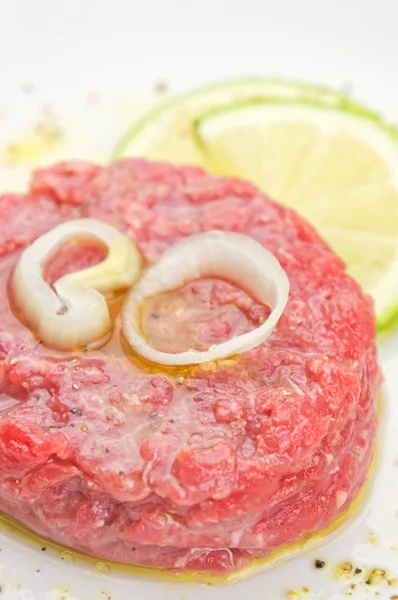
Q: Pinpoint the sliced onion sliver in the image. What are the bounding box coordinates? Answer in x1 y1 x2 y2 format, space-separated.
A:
122 231 289 365
12 218 141 350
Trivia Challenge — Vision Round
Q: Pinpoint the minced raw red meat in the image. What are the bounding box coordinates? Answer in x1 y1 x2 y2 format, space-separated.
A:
0 159 380 575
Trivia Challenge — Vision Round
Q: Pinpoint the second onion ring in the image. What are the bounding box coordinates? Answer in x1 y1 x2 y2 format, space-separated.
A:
122 230 289 365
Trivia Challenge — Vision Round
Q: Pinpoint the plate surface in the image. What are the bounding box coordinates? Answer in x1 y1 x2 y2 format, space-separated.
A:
0 1 398 599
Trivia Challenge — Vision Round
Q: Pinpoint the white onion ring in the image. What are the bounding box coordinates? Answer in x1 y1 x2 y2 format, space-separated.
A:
122 231 289 365
12 218 141 350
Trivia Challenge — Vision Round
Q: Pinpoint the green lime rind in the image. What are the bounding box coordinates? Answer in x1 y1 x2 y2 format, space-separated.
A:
192 95 398 150
377 304 398 337
112 76 367 159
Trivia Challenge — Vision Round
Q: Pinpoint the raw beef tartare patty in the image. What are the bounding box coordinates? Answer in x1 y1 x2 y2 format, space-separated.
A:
0 160 380 575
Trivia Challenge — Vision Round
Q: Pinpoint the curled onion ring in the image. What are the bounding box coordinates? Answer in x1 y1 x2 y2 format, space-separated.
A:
122 231 289 365
12 218 141 350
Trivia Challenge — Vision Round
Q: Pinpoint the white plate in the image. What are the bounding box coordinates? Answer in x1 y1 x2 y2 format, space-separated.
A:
1 1 398 599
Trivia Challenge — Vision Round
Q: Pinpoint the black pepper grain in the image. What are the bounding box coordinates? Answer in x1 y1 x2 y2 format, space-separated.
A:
314 559 326 569
354 567 362 574
71 408 83 416
154 80 170 95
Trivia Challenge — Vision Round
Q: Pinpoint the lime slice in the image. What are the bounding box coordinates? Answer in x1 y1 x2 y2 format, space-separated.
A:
113 77 362 166
194 99 398 330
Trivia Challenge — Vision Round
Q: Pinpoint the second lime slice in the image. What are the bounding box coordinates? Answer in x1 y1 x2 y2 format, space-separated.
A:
194 99 398 330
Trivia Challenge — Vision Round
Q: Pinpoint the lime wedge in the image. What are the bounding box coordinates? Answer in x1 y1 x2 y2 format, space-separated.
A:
194 99 398 330
113 77 362 166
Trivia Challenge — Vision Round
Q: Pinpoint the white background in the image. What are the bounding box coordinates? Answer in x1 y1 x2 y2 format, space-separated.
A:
0 1 398 599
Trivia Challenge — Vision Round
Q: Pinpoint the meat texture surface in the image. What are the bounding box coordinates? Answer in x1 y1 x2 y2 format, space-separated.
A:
0 160 380 574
